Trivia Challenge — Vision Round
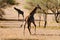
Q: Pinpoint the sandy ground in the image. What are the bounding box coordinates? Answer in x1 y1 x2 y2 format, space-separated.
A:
0 27 60 40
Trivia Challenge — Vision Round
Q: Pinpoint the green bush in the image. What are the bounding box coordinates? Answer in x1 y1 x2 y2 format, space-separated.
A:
24 5 34 10
0 0 17 5
0 0 18 8
7 0 16 5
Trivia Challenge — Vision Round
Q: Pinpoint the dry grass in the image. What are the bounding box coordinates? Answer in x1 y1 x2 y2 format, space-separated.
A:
0 26 60 30
31 26 60 30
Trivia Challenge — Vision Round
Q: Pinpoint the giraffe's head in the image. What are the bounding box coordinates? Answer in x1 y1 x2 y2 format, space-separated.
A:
36 4 41 9
14 7 17 10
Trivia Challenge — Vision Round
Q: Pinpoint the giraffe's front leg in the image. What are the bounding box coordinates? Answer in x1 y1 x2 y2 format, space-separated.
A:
27 22 31 34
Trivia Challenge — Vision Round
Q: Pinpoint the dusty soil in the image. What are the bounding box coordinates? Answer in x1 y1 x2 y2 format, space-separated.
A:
0 27 60 40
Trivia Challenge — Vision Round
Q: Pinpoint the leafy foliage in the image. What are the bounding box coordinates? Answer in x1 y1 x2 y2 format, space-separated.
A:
24 0 60 10
0 0 18 8
24 0 60 22
6 0 16 5
0 0 18 19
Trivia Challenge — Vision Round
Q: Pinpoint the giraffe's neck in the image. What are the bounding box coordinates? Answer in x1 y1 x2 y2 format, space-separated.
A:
15 8 20 12
30 7 37 16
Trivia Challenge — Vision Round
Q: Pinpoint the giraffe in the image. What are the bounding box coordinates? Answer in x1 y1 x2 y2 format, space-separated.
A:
14 7 24 20
14 7 24 27
24 5 41 34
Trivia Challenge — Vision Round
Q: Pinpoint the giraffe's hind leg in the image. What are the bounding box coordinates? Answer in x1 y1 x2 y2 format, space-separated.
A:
23 21 27 35
32 21 36 34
